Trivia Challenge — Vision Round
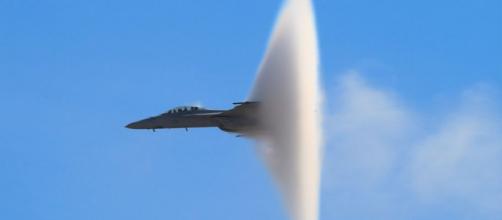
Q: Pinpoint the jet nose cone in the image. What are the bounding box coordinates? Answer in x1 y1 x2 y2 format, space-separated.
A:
125 117 158 129
125 122 140 129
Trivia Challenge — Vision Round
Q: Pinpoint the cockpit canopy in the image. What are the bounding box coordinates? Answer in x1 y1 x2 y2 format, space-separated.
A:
164 106 203 114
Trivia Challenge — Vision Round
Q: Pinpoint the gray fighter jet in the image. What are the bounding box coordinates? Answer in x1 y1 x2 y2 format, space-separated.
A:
126 102 260 135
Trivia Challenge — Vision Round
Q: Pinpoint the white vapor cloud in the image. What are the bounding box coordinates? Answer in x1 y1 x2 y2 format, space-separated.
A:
323 72 502 219
249 0 322 220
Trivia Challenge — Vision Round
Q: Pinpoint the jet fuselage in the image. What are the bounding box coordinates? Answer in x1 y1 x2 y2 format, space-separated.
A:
126 102 260 135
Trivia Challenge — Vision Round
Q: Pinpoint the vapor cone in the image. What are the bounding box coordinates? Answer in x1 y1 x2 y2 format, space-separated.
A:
248 0 322 220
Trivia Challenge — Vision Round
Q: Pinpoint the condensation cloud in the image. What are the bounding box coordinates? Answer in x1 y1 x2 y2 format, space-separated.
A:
248 0 322 220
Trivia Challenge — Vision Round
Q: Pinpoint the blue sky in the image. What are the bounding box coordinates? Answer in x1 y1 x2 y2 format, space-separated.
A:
1 0 501 219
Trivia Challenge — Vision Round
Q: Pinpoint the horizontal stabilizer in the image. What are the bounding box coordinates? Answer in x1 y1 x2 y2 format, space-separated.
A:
232 101 260 105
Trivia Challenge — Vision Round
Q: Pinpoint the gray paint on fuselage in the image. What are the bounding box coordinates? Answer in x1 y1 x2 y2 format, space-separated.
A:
126 102 260 134
126 109 223 129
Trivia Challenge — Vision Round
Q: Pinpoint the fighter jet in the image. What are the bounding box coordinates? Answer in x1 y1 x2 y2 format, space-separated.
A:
126 101 260 135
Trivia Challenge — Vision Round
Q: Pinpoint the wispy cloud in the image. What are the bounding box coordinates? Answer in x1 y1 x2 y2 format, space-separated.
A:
322 72 502 219
411 87 502 214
